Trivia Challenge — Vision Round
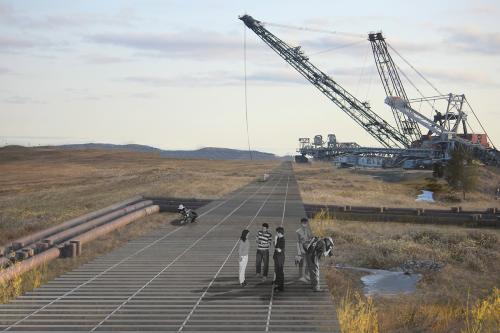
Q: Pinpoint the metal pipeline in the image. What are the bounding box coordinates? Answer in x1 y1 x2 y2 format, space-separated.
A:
0 248 60 285
69 205 160 248
42 200 153 246
4 196 143 252
0 205 160 284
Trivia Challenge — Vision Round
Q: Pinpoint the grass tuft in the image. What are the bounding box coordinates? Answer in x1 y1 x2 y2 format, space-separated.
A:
0 263 49 304
462 288 500 333
337 289 379 333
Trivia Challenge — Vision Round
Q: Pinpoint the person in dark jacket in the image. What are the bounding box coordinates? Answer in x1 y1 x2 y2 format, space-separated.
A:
273 227 285 292
305 236 334 292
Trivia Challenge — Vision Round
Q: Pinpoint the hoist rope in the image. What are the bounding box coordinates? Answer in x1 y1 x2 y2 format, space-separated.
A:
261 21 365 38
465 98 497 150
355 44 370 98
243 26 253 160
388 43 443 96
309 40 365 56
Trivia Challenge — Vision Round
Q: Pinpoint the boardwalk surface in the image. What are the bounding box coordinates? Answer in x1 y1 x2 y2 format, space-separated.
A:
0 163 339 332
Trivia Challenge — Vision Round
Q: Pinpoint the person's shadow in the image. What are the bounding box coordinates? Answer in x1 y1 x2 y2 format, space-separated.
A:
170 218 199 226
191 276 300 302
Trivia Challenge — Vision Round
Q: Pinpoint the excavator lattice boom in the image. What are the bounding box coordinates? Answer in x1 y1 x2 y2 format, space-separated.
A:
239 14 410 149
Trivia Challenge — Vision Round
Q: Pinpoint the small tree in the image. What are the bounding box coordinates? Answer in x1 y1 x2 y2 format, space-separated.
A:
445 147 478 200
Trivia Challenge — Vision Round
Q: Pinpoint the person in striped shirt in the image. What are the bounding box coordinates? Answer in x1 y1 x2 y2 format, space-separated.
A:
255 223 272 281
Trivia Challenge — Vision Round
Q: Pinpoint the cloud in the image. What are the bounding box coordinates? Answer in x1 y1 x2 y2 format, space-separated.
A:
420 67 499 87
0 3 16 23
123 71 241 87
438 2 500 18
82 54 132 65
86 30 264 60
129 92 158 99
0 35 62 53
0 66 12 75
123 69 316 88
245 70 307 85
0 35 37 50
2 96 46 104
0 4 138 30
26 12 135 30
443 27 500 55
62 88 113 101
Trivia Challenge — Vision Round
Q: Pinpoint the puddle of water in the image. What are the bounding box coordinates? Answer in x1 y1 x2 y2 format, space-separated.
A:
336 265 421 296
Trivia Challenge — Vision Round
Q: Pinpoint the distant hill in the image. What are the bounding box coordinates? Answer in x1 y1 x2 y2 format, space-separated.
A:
159 147 278 160
59 143 162 154
53 143 281 160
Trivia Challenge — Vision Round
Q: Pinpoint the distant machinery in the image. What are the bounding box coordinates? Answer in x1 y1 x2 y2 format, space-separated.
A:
296 134 434 168
239 15 499 169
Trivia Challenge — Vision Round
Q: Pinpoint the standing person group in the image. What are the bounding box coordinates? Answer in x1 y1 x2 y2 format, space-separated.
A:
237 218 333 293
237 224 287 291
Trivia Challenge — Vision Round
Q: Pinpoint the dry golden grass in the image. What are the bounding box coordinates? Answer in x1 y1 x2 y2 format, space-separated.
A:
313 214 500 332
462 288 500 333
0 146 278 246
294 161 500 210
337 289 379 333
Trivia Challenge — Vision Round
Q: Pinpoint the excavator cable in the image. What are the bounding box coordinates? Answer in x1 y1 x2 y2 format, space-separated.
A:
465 98 497 150
355 44 371 97
260 21 365 38
387 43 443 96
395 63 435 109
364 59 376 102
243 25 253 160
309 40 365 56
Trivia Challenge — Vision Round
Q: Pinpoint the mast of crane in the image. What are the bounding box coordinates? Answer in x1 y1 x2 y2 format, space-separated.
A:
368 32 422 142
239 14 411 149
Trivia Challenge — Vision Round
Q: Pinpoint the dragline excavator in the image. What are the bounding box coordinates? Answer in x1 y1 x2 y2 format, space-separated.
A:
239 14 499 167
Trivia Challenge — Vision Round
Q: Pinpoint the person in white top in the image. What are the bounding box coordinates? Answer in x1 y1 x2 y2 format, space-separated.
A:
296 218 312 282
238 229 250 287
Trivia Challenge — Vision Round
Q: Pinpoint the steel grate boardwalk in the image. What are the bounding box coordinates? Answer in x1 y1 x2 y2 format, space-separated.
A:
0 162 339 332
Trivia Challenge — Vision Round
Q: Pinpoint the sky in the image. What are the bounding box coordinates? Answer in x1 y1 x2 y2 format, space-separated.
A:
0 0 499 155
